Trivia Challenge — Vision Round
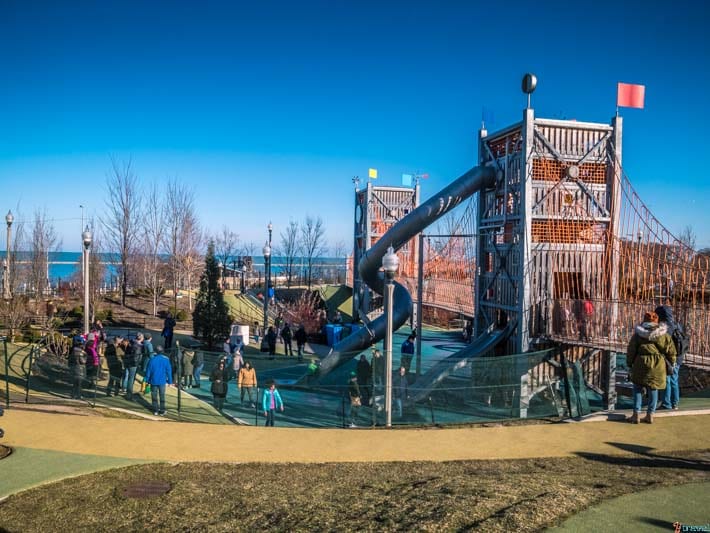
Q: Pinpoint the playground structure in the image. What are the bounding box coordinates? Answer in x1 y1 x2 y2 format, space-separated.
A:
340 83 710 415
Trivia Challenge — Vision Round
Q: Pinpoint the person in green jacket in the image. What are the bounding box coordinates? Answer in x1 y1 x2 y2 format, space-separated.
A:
626 311 676 424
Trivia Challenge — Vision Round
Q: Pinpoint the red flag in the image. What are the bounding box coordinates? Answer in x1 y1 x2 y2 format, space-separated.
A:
617 82 645 109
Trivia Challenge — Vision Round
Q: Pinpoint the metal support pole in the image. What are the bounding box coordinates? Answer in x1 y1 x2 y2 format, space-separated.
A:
263 255 270 332
4 212 12 300
384 278 394 428
3 337 9 408
25 346 33 403
416 232 424 376
176 341 182 413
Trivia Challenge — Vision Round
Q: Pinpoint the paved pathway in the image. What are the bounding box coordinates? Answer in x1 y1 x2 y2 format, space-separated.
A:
3 407 709 464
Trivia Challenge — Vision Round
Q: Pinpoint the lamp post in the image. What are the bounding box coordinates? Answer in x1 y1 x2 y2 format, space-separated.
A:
82 227 92 334
263 242 271 333
268 221 273 247
218 261 224 291
2 258 7 300
4 211 13 299
382 245 399 428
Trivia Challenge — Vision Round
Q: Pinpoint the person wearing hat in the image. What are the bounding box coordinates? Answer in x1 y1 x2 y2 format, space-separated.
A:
626 311 676 424
348 371 361 428
68 335 87 400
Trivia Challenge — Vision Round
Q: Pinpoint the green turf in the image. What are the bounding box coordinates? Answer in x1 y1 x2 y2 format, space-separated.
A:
554 481 710 531
0 447 147 499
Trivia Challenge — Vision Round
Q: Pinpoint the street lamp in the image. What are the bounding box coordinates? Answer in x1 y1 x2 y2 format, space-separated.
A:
268 221 273 246
1 258 7 300
263 242 271 333
4 211 13 299
382 245 399 428
82 227 92 334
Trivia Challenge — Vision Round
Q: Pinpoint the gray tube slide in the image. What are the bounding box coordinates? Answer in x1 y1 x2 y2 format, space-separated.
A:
318 164 497 376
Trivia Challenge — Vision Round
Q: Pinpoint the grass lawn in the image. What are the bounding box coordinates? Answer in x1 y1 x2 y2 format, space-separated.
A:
0 449 708 531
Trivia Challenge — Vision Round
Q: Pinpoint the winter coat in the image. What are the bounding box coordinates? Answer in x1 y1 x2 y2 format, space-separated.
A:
371 354 385 377
123 340 141 368
181 350 194 376
145 354 173 386
210 366 228 396
232 353 244 373
394 373 409 400
348 379 361 402
104 344 123 377
294 326 307 346
356 358 371 384
401 339 414 355
84 341 100 368
627 322 677 390
262 388 283 411
192 351 204 367
281 325 292 342
68 346 87 378
238 366 257 388
143 339 155 358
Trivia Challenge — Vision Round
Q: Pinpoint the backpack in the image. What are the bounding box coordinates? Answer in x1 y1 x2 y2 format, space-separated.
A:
671 324 690 363
583 300 594 315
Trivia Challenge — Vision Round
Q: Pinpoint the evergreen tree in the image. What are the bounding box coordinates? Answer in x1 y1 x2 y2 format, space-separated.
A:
192 241 232 350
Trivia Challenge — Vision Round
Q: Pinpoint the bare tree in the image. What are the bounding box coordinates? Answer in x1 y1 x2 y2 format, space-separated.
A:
102 157 142 306
300 215 327 290
142 183 167 316
86 217 106 324
280 220 300 288
183 212 203 311
214 226 240 290
29 208 59 299
164 179 201 311
332 239 348 284
679 225 697 251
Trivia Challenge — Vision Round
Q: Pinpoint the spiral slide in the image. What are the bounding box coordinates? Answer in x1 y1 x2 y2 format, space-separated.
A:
317 164 498 377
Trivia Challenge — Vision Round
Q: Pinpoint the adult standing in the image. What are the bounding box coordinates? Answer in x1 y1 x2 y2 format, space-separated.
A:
371 349 385 391
162 312 176 350
68 336 87 400
238 361 257 407
231 349 244 381
104 336 124 397
626 311 676 424
123 333 143 400
181 347 194 388
656 304 687 410
294 324 307 362
262 381 284 427
144 346 172 416
141 333 155 375
356 354 371 407
393 366 409 419
266 326 277 357
210 359 229 412
84 337 100 386
400 334 415 374
191 350 204 388
281 323 293 356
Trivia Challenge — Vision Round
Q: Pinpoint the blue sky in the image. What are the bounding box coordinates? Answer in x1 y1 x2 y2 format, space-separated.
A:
1 0 708 251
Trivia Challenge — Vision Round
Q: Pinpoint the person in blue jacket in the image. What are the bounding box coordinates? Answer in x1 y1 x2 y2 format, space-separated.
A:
262 381 284 427
145 346 173 416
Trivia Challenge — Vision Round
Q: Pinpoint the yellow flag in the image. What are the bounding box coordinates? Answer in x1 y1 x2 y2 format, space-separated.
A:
368 168 378 179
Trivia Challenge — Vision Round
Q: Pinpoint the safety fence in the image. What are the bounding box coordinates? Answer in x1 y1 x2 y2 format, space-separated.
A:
0 333 614 428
